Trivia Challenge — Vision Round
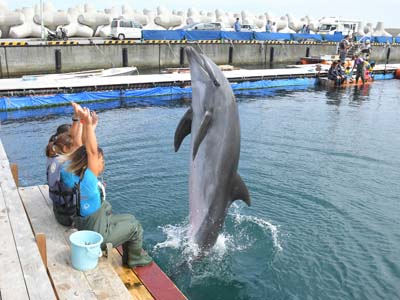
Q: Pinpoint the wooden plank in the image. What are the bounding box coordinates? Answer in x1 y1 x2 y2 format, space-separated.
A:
60 231 134 300
117 247 187 300
40 184 186 300
20 186 133 300
0 186 30 300
0 160 56 300
19 185 98 300
38 184 52 208
85 256 133 300
109 249 154 300
39 184 154 300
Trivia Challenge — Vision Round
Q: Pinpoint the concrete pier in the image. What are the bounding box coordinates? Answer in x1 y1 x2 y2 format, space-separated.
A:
0 42 399 77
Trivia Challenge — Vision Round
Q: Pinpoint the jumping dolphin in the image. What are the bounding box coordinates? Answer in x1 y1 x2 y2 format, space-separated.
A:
174 46 251 251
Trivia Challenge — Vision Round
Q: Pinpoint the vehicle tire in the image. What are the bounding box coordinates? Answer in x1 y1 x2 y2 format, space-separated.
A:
118 34 125 40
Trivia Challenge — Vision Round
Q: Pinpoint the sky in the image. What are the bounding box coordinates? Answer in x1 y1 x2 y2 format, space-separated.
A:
4 0 400 28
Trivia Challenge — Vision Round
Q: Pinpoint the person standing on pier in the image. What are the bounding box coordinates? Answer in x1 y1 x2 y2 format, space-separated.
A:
339 35 351 63
60 103 153 268
271 22 277 33
265 20 272 32
234 18 241 32
353 55 366 85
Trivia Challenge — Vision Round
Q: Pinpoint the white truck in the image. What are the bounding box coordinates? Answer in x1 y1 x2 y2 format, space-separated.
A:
317 17 360 36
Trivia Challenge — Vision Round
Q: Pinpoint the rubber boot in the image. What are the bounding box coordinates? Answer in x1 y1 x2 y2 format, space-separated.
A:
122 243 129 266
125 240 153 267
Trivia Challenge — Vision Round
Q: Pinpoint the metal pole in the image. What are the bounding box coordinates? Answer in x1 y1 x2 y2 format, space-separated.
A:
40 0 44 40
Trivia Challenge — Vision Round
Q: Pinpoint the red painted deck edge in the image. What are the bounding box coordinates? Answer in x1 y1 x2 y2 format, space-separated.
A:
116 246 187 300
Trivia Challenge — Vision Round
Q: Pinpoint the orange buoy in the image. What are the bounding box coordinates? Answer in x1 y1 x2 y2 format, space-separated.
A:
395 68 400 79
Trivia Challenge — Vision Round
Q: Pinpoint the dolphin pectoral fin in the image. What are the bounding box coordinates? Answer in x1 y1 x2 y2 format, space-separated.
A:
174 107 193 152
192 110 212 160
231 173 251 206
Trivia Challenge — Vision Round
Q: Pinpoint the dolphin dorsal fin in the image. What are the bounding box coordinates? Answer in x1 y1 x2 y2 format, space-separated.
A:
192 110 212 160
174 107 193 152
230 173 251 206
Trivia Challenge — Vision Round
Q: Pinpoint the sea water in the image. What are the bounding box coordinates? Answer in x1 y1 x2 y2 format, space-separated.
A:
1 80 400 300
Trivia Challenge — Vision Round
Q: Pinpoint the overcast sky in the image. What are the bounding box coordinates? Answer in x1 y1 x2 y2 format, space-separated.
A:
5 0 400 28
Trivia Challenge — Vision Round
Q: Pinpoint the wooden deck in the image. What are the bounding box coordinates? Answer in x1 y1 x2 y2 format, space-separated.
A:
0 139 187 300
0 142 56 299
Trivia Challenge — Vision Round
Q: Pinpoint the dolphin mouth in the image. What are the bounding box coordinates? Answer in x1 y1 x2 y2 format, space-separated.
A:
185 46 203 69
185 46 220 87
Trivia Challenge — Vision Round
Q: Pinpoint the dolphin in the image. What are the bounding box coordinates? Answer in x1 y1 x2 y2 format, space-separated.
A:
174 46 251 252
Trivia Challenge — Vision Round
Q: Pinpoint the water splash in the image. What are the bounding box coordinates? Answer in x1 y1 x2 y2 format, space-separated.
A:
154 207 282 263
154 223 189 250
231 213 283 252
229 202 282 251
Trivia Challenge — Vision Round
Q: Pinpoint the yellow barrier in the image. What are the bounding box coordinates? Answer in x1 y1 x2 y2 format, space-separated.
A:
144 40 188 44
0 41 28 46
104 40 136 44
195 40 221 44
47 41 79 45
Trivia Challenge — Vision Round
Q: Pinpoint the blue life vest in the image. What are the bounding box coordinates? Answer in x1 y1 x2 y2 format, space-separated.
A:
47 156 77 208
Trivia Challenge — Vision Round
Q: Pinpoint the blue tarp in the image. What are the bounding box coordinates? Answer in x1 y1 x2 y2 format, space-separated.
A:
142 30 184 40
184 30 222 41
0 74 394 114
124 86 190 97
396 37 400 43
0 78 317 111
374 36 393 44
220 31 254 40
231 78 316 90
291 34 323 41
354 35 373 42
0 91 121 110
254 32 292 41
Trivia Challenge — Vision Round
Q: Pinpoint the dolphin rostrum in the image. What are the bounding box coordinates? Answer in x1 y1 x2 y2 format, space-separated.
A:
174 46 251 251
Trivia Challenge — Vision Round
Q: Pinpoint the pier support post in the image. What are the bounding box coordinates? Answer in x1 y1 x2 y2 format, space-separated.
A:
386 47 391 63
36 233 47 268
122 48 128 67
269 47 274 64
384 46 391 74
228 46 234 64
179 47 185 67
10 163 18 187
55 49 62 73
305 47 310 58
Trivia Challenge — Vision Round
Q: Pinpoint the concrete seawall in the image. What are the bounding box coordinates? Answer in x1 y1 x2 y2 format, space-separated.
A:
0 43 399 77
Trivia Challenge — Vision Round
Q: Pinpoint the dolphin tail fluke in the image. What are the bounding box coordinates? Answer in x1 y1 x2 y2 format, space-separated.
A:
192 110 212 160
174 107 193 152
230 173 251 206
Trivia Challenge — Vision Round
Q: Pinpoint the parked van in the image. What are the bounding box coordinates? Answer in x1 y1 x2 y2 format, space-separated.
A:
317 18 360 36
110 19 143 40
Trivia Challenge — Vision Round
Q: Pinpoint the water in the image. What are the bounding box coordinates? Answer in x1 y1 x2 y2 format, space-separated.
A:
1 80 400 300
